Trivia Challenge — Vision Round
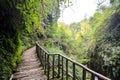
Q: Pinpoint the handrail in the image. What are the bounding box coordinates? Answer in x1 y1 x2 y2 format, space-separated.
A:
36 42 111 80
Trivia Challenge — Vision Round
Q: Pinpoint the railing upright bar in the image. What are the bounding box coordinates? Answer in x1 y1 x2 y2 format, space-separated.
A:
62 57 64 80
47 54 50 80
36 44 38 54
42 49 44 67
66 59 68 80
36 45 39 58
45 53 47 74
41 49 43 67
41 49 43 66
73 63 76 80
52 55 55 79
38 47 40 59
82 69 86 80
58 54 60 78
44 51 46 69
43 51 45 69
40 48 42 66
91 73 95 80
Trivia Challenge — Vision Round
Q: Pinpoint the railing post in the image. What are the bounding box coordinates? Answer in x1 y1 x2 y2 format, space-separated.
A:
52 54 55 79
36 44 38 53
39 48 42 66
47 54 50 80
73 63 75 80
58 54 60 78
43 51 45 69
62 57 64 80
45 53 47 74
41 48 43 66
36 44 38 57
38 47 40 61
82 69 86 80
66 59 68 80
91 74 95 80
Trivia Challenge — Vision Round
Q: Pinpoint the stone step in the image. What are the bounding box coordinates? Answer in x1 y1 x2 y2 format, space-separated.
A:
13 75 47 80
17 61 40 67
12 47 47 80
13 68 44 79
16 64 41 72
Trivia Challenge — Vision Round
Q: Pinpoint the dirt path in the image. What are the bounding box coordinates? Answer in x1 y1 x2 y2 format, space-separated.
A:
12 47 47 80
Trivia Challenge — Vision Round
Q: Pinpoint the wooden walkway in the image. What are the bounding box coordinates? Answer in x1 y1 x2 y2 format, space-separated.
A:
12 47 47 80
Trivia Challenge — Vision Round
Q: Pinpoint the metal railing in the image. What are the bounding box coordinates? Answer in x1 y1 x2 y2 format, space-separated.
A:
36 43 111 80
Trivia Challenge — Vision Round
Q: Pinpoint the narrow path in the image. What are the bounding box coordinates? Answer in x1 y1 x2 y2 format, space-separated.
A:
12 47 47 80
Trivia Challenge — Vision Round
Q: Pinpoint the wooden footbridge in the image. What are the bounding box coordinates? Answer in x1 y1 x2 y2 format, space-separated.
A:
12 42 111 80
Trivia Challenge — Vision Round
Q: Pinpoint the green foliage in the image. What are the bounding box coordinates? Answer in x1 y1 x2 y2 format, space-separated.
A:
0 0 64 79
87 4 120 79
44 2 120 80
